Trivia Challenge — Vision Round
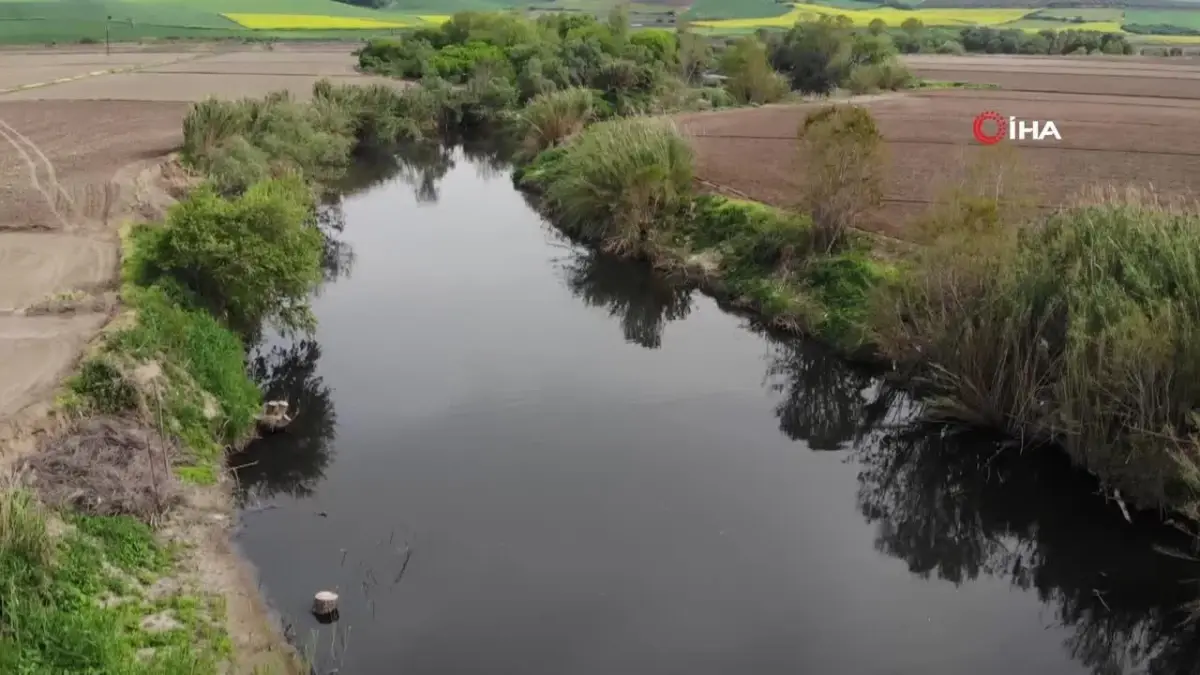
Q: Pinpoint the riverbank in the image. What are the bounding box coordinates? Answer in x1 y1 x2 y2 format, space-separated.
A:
513 108 1200 524
349 8 1200 523
0 75 463 672
0 155 303 671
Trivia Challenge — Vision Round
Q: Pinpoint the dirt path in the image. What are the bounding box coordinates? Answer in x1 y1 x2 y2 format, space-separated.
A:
0 99 188 431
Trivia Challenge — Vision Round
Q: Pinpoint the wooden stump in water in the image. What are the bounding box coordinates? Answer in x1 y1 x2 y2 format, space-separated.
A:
256 400 295 433
312 590 339 618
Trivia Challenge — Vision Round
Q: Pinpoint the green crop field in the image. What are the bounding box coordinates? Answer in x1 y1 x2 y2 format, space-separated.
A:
1126 9 1200 29
6 0 1200 47
1032 8 1125 22
683 0 790 21
0 0 462 44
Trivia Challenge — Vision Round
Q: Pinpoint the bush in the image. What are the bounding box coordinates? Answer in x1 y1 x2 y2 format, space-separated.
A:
520 87 596 155
357 11 695 118
535 118 694 254
797 106 886 251
182 83 448 194
720 36 790 105
134 175 325 336
69 358 138 415
875 185 1200 515
181 94 356 193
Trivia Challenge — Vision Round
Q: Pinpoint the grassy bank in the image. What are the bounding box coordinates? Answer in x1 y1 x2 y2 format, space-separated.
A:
516 108 1200 522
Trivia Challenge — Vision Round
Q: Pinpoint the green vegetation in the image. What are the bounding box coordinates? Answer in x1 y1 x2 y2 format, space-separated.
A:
720 35 790 103
764 16 916 93
131 177 325 336
515 87 1200 524
519 106 894 353
874 184 1200 517
684 0 791 21
1127 9 1200 30
359 10 916 110
0 0 448 45
518 86 596 155
0 490 227 672
357 11 707 114
18 77 461 673
535 117 694 254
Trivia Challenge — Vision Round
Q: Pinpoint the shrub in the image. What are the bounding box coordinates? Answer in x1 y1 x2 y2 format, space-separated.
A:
846 60 915 94
69 358 138 415
520 87 596 155
135 175 325 336
797 105 886 251
181 94 357 193
357 11 696 117
720 36 790 105
875 184 1200 514
537 118 694 254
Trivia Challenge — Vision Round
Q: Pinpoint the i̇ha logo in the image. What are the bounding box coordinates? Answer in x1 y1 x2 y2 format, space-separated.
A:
972 111 1061 145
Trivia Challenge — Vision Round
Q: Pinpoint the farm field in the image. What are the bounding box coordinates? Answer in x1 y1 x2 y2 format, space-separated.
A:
677 53 1200 239
0 0 452 44
6 0 1200 46
0 44 403 423
687 2 1200 44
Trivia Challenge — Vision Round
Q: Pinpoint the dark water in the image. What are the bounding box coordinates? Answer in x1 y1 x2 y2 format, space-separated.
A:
234 143 1200 675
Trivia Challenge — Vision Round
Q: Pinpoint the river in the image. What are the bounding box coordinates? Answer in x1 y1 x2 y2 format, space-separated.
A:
231 142 1200 675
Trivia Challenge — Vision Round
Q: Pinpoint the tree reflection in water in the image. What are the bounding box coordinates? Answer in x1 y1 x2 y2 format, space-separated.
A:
235 339 337 504
760 335 1200 675
562 251 694 349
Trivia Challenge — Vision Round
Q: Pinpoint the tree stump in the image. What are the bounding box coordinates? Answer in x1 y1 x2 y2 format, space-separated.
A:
312 590 339 618
256 400 294 433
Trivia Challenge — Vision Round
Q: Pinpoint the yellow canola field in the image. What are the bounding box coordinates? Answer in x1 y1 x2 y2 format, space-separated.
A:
418 15 452 24
223 13 416 29
693 4 1030 29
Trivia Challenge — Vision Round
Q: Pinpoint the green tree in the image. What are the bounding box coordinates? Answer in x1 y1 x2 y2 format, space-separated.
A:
721 36 789 104
901 17 924 35
140 175 325 335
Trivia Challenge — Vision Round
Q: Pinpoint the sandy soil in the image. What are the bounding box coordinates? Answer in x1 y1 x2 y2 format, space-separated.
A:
681 58 1200 238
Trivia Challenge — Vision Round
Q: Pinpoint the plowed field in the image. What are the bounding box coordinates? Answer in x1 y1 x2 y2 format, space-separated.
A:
679 54 1200 238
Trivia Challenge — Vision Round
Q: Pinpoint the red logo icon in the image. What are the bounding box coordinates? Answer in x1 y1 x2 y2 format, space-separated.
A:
972 111 1007 145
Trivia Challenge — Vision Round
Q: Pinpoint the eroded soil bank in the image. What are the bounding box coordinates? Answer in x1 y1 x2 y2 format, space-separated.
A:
232 146 1200 675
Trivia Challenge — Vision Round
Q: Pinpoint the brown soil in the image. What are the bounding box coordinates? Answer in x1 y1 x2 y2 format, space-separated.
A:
0 100 188 423
679 59 1200 238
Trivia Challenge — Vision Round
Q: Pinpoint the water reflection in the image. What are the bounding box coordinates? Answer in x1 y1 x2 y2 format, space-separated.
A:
560 250 1200 675
562 251 694 349
235 339 337 504
763 335 895 449
856 424 1200 675
316 200 355 284
233 146 1200 675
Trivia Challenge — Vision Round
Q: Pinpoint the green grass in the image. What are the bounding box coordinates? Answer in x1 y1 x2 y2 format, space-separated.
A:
0 0 444 44
1126 9 1200 30
0 491 226 673
683 0 790 21
1031 8 1125 21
